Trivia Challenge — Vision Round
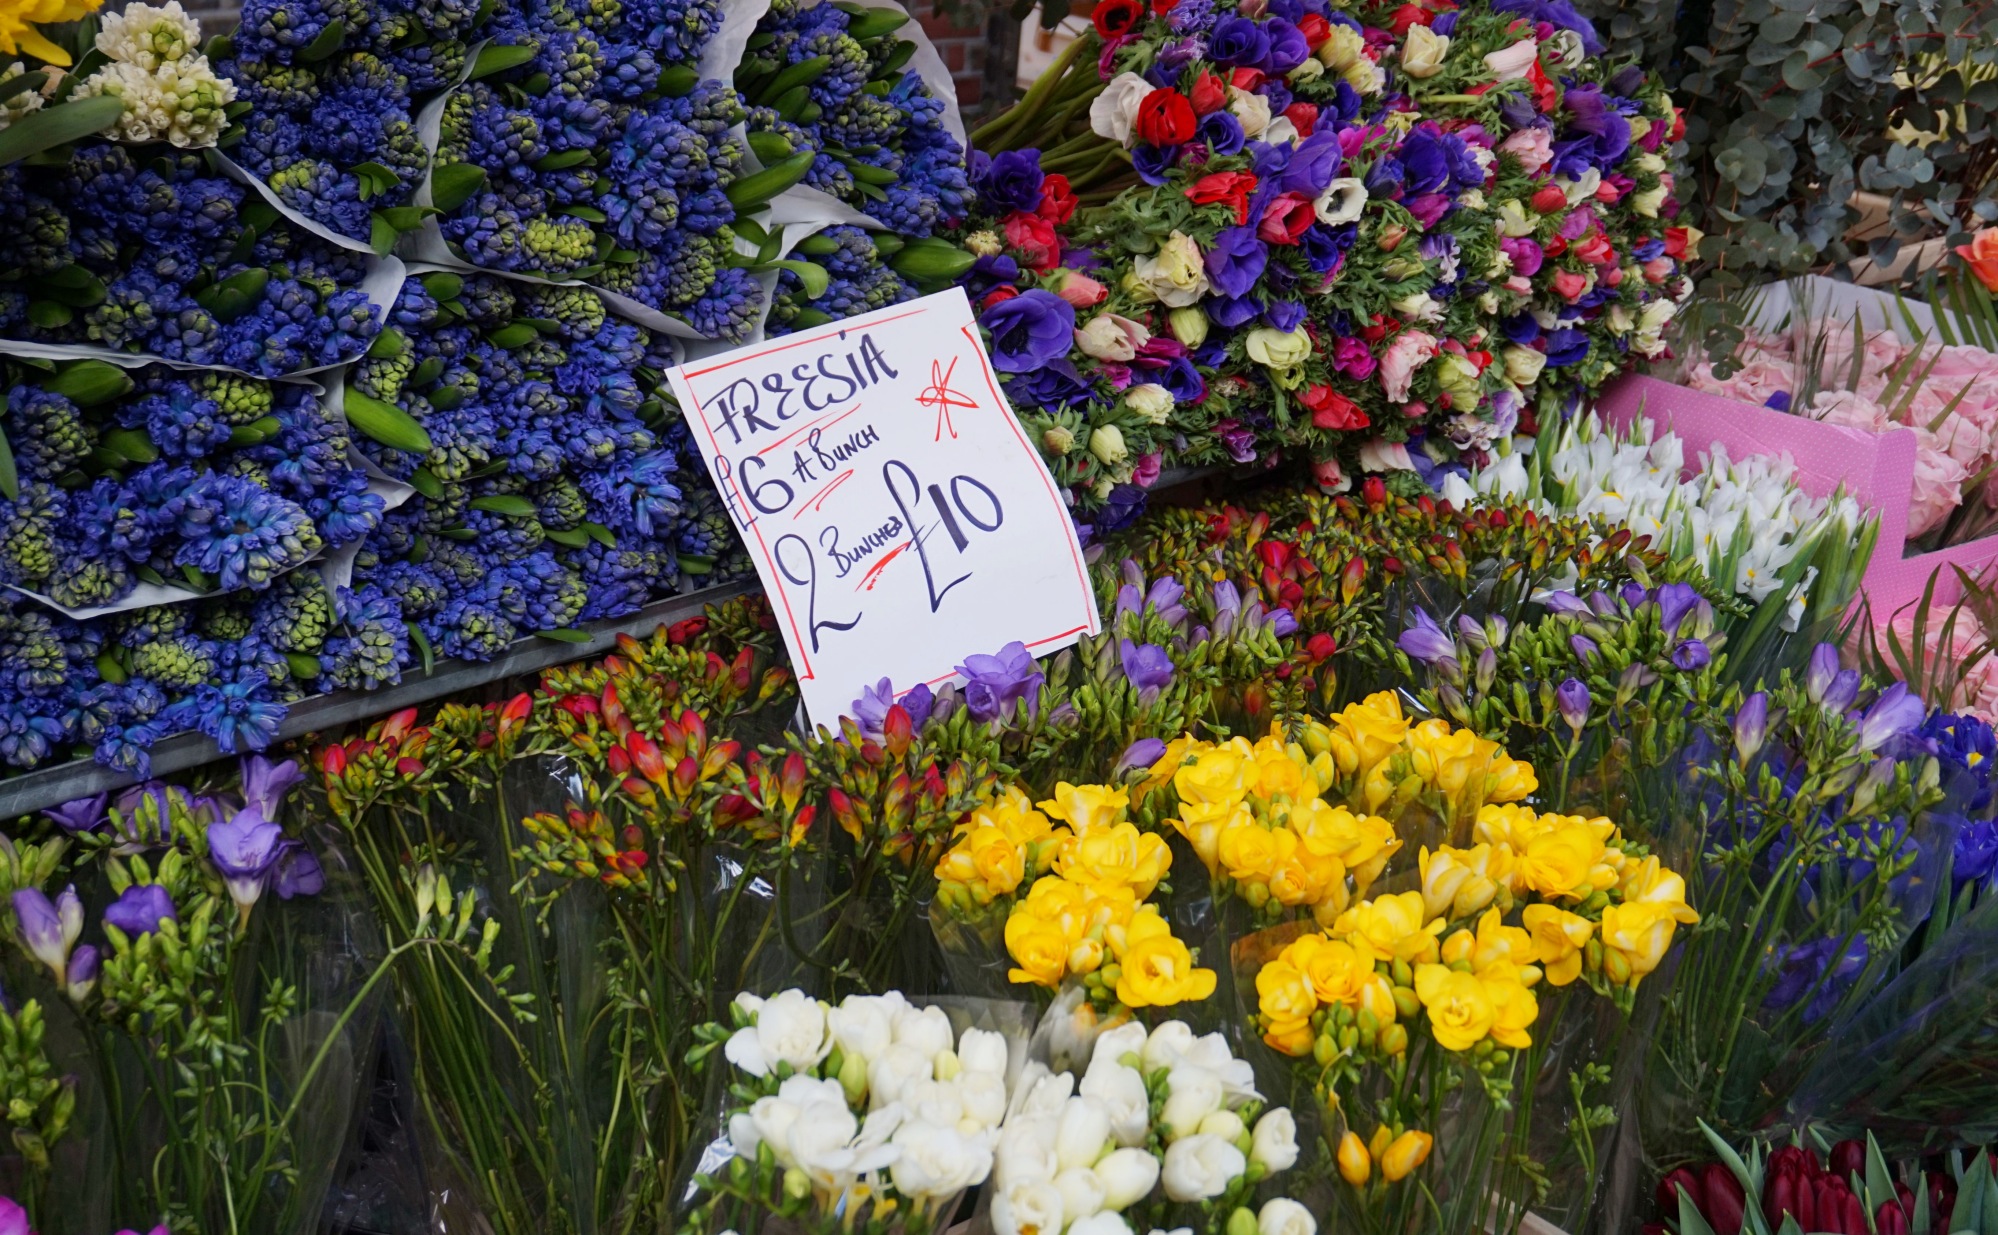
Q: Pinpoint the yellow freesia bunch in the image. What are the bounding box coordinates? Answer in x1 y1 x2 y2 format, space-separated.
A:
1299 692 1538 837
1153 730 1402 927
934 786 1068 909
998 780 1214 1010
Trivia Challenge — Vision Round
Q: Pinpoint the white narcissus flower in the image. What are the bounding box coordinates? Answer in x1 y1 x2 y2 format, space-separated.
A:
723 988 831 1077
1054 1095 1114 1170
991 1178 1065 1235
1160 1066 1225 1141
1313 177 1368 225
1095 1147 1161 1210
889 1120 992 1199
1089 72 1154 146
1250 1108 1300 1173
1259 1198 1317 1235
96 1 202 69
1161 1133 1247 1202
1079 1063 1151 1147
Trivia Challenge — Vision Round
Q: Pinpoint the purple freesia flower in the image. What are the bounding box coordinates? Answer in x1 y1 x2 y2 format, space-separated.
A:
1119 639 1174 699
1556 678 1591 732
981 291 1074 374
1204 227 1268 299
1113 738 1169 777
1399 610 1457 666
273 841 326 900
956 642 1045 724
1115 568 1189 628
104 883 177 937
44 792 109 835
66 944 100 1000
1270 606 1298 637
240 754 305 822
851 678 937 738
1569 634 1600 664
1671 639 1711 671
1734 692 1770 763
13 886 80 977
1857 683 1926 752
1805 643 1841 703
1656 582 1699 635
207 809 286 909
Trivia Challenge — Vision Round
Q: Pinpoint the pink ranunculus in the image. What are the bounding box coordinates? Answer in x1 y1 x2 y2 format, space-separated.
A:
1497 127 1553 175
1484 37 1539 81
1549 268 1589 301
1908 427 1971 537
1378 330 1438 402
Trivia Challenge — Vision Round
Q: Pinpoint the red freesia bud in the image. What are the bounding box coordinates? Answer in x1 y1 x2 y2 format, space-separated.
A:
499 692 532 729
1656 1168 1701 1217
1135 87 1196 146
614 632 645 659
601 683 630 737
789 804 817 845
626 732 666 783
1092 0 1145 39
1305 632 1337 662
380 707 420 743
1037 173 1078 225
1361 476 1387 508
1189 71 1228 115
673 755 699 796
607 744 631 776
396 756 423 776
1699 1164 1744 1235
321 744 348 777
780 751 808 805
559 694 599 720
667 616 707 644
1340 555 1366 603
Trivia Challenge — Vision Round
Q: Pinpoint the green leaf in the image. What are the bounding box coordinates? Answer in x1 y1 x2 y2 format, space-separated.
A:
534 147 593 171
0 421 15 501
284 652 323 680
43 360 133 406
194 268 271 322
420 272 463 302
101 427 157 465
0 71 45 104
582 521 615 548
409 467 443 499
488 322 538 348
428 162 487 213
1678 1184 1719 1235
408 621 435 676
377 205 435 231
299 18 347 60
344 388 434 453
544 526 589 547
469 494 537 517
368 328 407 360
769 259 830 299
470 42 536 79
533 628 591 642
1865 1133 1894 1211
562 204 607 222
25 301 71 329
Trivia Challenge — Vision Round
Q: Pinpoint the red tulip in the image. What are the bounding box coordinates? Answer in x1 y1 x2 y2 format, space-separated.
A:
1700 1164 1745 1235
1656 1168 1702 1217
1828 1141 1866 1184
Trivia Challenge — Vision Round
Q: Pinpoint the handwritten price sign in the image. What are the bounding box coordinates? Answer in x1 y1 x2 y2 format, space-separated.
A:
665 287 1101 729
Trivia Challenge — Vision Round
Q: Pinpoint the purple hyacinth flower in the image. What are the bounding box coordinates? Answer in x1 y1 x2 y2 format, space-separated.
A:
1805 643 1841 704
1399 610 1457 665
1114 738 1169 777
66 944 100 1000
104 884 177 937
207 809 286 908
1671 639 1712 671
1734 692 1770 763
1556 678 1591 733
12 886 80 977
956 642 1046 723
1119 639 1175 699
273 841 326 900
44 792 109 835
1657 583 1700 636
240 754 305 821
1858 682 1927 752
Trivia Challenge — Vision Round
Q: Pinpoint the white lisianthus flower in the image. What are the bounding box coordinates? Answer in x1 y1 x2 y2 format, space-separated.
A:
96 1 202 69
1161 1133 1247 1202
723 988 832 1077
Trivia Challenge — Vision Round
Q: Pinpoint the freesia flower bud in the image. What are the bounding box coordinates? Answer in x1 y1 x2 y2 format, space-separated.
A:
1337 1131 1371 1185
1733 693 1769 765
1381 1130 1434 1181
1806 643 1841 703
1556 678 1590 733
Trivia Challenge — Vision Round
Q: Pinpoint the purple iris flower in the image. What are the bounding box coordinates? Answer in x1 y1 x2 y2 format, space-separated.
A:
1764 935 1869 1023
1119 640 1175 699
1857 683 1926 752
12 886 80 977
240 754 305 822
1113 738 1169 777
981 290 1075 373
851 678 937 737
1955 819 1998 886
44 792 109 835
1204 227 1268 299
956 642 1045 723
1399 610 1458 666
104 883 177 937
207 809 287 909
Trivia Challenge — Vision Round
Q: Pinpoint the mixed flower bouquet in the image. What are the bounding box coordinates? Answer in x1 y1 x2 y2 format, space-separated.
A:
952 0 1691 523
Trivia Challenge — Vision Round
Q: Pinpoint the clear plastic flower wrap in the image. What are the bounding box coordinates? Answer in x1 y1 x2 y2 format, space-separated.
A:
6 754 386 1235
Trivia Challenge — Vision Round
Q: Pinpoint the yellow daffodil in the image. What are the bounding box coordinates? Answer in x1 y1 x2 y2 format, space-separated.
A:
1521 904 1595 986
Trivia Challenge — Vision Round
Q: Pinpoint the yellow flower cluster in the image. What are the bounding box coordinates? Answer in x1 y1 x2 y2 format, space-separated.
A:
1000 782 1213 1009
935 787 1066 907
1301 692 1538 823
0 0 99 64
1159 731 1401 926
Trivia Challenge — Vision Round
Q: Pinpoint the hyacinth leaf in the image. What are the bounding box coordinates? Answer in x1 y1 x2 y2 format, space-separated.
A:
582 521 615 548
101 428 157 464
299 19 347 61
25 302 70 329
756 55 830 106
409 468 442 499
367 328 406 361
656 63 697 96
407 622 435 676
377 206 432 232
369 215 397 256
40 265 105 308
772 85 810 122
285 653 322 680
544 526 588 547
1677 1185 1719 1235
534 629 591 642
419 272 463 302
726 152 815 210
747 131 793 164
353 162 402 200
891 239 978 281
94 651 126 684
196 269 271 323
429 163 487 213
344 389 434 454
841 4 910 38
769 260 830 299
0 422 16 502
563 204 606 223
0 71 45 103
873 39 917 77
44 360 132 406
469 495 536 518
488 322 537 348
470 43 535 80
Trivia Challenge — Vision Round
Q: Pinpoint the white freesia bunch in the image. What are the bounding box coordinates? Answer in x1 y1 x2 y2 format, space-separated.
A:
1445 411 1872 633
700 988 1019 1233
991 1019 1310 1235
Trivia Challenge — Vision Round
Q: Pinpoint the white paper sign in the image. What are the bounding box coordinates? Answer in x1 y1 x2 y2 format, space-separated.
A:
665 287 1101 729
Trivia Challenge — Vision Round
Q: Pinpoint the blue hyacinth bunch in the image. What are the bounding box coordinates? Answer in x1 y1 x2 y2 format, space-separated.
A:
213 0 492 243
343 273 737 663
738 0 971 239
766 224 917 335
0 146 385 375
424 0 772 339
0 359 378 612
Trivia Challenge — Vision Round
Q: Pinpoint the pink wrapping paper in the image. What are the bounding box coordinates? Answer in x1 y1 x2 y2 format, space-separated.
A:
1594 374 1921 603
1865 536 1998 614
